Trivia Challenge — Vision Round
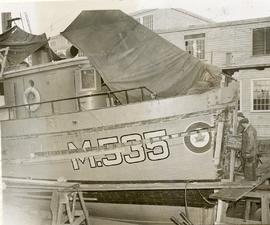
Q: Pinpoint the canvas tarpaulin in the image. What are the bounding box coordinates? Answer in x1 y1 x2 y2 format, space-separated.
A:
62 10 222 101
0 26 61 66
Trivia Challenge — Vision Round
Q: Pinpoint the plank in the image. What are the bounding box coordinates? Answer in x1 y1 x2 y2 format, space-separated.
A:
214 122 224 166
3 177 257 191
210 188 250 201
210 171 270 201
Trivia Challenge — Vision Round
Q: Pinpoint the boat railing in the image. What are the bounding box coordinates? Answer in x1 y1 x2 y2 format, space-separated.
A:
0 86 156 120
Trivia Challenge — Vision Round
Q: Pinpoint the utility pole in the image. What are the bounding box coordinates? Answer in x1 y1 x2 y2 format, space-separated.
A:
20 12 25 30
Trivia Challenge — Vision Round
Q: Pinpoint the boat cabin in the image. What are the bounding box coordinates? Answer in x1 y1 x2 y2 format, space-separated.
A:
0 56 154 121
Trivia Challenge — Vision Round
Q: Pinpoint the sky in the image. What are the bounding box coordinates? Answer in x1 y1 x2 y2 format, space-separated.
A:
0 0 270 37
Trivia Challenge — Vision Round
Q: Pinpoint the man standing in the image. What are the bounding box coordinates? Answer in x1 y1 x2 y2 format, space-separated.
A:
239 118 258 181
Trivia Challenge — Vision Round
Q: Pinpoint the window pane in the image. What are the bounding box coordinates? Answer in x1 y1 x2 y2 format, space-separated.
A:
184 33 205 60
253 80 270 111
196 39 205 59
81 69 95 89
253 28 265 55
186 40 194 55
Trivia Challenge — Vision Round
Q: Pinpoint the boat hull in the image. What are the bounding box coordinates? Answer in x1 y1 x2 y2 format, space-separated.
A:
3 111 218 181
1 83 238 225
2 82 238 182
3 188 216 225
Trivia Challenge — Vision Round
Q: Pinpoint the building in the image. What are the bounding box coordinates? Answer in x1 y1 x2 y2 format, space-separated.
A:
158 17 270 138
130 8 213 31
132 9 270 139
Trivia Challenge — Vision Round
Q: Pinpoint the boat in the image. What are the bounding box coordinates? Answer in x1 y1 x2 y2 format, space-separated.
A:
0 10 241 225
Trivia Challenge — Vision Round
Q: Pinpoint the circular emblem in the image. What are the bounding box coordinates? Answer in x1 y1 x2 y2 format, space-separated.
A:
184 122 212 153
23 87 41 112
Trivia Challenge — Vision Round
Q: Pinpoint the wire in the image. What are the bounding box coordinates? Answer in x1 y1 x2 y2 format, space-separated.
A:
197 190 216 205
20 12 25 30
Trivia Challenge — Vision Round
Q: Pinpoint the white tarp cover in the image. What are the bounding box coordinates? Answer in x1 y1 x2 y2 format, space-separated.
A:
62 10 221 100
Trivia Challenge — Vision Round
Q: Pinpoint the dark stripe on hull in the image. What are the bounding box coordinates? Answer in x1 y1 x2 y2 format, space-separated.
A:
83 189 214 208
3 177 217 208
7 189 215 208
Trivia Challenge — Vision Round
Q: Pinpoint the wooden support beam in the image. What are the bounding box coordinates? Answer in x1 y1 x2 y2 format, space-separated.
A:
229 100 239 182
244 200 251 221
261 193 270 224
214 122 224 166
50 190 91 225
78 192 91 225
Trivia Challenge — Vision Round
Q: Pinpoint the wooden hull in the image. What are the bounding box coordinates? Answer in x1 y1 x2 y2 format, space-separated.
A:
2 83 237 181
3 112 217 181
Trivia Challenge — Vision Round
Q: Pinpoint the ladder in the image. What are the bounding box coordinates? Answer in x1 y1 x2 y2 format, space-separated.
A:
50 184 91 225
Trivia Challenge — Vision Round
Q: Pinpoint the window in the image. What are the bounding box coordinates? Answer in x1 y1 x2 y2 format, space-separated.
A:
80 69 96 90
185 33 205 59
253 27 270 55
252 79 270 111
143 15 153 30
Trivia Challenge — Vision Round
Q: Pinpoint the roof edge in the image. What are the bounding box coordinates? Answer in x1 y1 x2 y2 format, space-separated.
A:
157 16 270 34
130 8 213 24
172 8 214 23
129 9 158 16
